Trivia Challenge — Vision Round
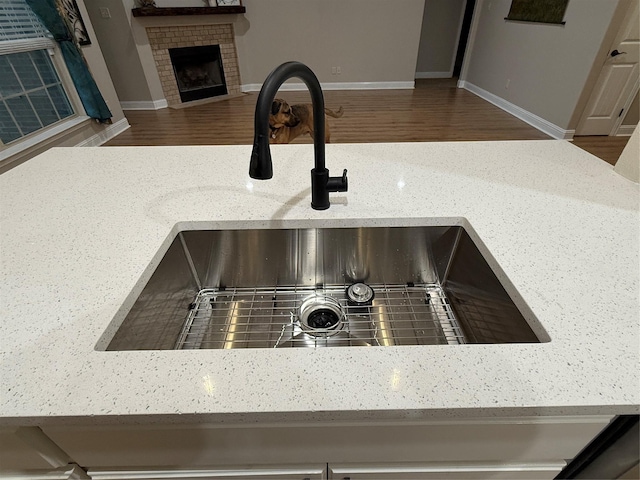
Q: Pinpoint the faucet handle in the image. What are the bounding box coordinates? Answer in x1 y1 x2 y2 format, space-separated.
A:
327 168 348 193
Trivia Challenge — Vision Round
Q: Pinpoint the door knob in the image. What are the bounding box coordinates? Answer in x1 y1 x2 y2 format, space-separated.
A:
611 49 627 57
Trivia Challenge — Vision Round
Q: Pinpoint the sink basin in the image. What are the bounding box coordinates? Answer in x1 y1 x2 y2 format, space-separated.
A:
102 224 548 350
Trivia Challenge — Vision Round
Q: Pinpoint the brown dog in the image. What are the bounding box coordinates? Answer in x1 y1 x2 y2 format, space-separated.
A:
269 98 344 144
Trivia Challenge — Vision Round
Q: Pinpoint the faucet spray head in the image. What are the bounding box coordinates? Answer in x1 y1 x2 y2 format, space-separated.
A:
249 135 273 179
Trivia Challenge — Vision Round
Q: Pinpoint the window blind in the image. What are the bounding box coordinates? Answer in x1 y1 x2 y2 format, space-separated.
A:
0 0 51 41
0 0 74 146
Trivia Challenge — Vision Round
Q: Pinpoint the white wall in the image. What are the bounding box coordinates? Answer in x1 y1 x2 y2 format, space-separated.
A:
461 0 620 131
86 0 428 105
98 0 426 104
75 0 126 125
236 0 426 86
85 0 154 104
85 0 167 106
415 0 465 77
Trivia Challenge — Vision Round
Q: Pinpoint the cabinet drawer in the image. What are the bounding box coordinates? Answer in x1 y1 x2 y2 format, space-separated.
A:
43 416 611 468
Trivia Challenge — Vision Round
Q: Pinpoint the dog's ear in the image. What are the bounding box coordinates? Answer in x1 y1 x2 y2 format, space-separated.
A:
271 100 282 116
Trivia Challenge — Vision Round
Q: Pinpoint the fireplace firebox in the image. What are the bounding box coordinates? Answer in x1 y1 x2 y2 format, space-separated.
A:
169 45 227 103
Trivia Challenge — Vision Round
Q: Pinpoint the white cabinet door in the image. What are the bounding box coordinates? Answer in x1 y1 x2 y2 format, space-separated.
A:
329 462 565 480
88 466 327 480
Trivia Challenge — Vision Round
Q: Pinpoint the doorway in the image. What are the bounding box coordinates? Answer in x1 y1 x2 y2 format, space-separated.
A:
415 0 475 80
453 0 476 78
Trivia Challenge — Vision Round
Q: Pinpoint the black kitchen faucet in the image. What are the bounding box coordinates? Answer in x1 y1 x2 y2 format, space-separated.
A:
249 61 348 210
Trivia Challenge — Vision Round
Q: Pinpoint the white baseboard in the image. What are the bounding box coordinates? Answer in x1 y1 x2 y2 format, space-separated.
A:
415 71 452 79
75 118 130 147
458 81 574 140
120 99 168 110
616 124 637 136
241 81 414 92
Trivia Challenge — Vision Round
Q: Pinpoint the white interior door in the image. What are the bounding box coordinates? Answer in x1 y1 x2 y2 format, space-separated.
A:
575 0 639 136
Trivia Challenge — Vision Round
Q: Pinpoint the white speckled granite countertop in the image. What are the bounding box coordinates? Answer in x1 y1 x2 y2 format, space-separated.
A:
1 141 638 426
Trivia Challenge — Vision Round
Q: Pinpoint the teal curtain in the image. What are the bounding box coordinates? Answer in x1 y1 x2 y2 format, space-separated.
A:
25 0 112 123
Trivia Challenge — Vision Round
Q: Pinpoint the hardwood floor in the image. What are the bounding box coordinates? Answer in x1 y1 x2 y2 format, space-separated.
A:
571 135 631 166
105 79 629 165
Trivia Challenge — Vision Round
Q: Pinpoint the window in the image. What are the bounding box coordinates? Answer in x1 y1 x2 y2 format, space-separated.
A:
0 0 78 148
0 50 75 144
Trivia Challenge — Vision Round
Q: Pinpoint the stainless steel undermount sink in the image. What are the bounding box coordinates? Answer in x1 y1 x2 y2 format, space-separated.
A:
101 224 549 350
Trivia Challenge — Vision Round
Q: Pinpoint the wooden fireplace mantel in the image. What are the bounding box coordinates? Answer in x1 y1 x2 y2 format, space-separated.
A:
132 6 246 17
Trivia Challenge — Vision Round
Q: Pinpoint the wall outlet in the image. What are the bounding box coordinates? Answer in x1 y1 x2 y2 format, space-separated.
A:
505 78 511 89
99 7 111 18
336 66 341 75
331 67 337 75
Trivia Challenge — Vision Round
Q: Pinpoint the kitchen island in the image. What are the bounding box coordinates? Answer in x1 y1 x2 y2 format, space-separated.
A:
1 141 638 479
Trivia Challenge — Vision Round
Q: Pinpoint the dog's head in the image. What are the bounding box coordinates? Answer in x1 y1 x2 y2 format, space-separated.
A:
269 98 300 128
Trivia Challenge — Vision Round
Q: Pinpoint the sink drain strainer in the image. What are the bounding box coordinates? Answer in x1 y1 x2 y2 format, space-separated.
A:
346 282 375 306
299 295 345 336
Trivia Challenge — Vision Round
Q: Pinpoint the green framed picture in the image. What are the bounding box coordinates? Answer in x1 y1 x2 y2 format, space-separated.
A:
506 0 569 25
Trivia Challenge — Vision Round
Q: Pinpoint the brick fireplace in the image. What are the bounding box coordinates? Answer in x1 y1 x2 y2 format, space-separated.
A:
146 24 241 106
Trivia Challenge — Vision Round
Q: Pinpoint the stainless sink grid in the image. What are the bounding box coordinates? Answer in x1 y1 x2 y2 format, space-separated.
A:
174 283 467 349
